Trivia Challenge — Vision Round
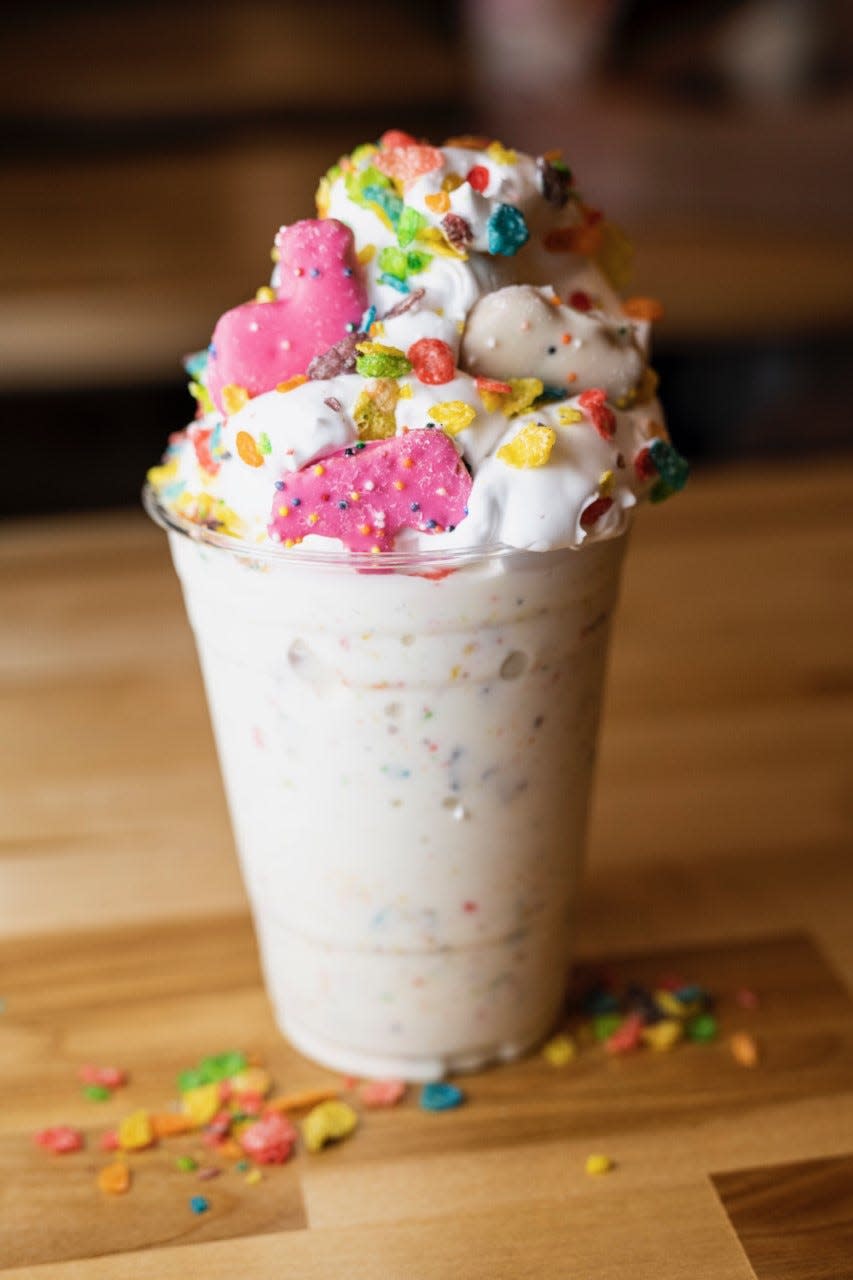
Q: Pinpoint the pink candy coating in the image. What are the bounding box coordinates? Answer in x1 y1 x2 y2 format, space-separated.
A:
269 428 472 552
206 219 368 414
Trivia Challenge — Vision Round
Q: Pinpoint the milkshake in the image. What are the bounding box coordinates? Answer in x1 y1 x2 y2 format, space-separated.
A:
146 131 687 1078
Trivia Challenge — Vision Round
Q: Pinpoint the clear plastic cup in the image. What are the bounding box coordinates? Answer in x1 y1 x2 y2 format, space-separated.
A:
145 486 626 1080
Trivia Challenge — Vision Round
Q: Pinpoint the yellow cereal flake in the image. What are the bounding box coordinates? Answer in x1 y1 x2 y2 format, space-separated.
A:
255 285 275 303
222 384 250 415
356 341 406 360
595 222 634 290
181 1083 222 1128
425 190 451 213
442 172 464 192
497 423 556 469
641 1019 683 1052
302 1100 359 1153
315 176 331 217
118 1109 155 1152
429 401 477 436
558 406 584 426
487 141 517 165
146 459 179 491
398 383 413 399
599 470 615 497
542 1034 577 1067
229 1067 272 1097
480 377 544 418
353 378 400 440
585 1153 614 1176
357 243 377 265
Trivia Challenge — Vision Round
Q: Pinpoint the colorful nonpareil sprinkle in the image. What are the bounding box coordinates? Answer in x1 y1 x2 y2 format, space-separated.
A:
542 1034 577 1067
189 1195 210 1215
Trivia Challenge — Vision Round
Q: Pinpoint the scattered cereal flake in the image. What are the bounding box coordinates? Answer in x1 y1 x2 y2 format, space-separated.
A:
641 1019 683 1052
302 1100 359 1152
118 1109 155 1151
605 1012 644 1055
99 1130 119 1151
497 424 556 469
730 1032 759 1068
34 1126 84 1155
735 988 760 1010
558 406 584 426
189 1195 210 1215
360 1079 406 1108
79 1065 127 1089
419 1082 465 1112
176 1155 198 1173
239 1111 297 1164
83 1084 112 1102
267 1086 341 1113
542 1034 576 1067
585 1153 614 1176
151 1112 195 1139
687 1014 718 1043
182 1084 222 1129
429 401 477 436
97 1161 131 1195
245 1168 263 1186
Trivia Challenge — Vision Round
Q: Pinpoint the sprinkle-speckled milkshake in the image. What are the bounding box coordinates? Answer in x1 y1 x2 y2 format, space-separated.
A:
146 130 687 1078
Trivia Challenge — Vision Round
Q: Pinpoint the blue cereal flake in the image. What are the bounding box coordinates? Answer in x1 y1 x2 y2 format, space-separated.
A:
183 348 208 379
649 438 689 502
189 1195 210 1215
487 203 530 256
420 1082 465 1112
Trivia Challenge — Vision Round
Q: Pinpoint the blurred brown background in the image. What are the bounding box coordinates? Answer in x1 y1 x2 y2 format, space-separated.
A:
2 0 851 517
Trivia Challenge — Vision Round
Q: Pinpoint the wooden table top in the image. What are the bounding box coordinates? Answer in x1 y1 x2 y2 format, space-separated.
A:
2 457 852 1278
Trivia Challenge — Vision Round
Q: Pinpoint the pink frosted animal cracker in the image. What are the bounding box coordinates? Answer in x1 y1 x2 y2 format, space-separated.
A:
206 219 368 414
269 428 471 552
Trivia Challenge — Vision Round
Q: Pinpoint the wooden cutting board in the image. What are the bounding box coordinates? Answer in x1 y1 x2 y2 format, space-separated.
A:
1 458 851 1276
1 922 851 1278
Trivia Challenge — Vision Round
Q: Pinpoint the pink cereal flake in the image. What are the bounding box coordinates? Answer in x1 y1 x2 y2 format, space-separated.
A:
360 1079 406 1108
269 429 471 552
239 1111 297 1165
34 1126 84 1155
78 1065 127 1089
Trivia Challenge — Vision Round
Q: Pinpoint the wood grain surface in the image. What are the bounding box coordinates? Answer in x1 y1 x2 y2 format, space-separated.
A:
1 457 852 1276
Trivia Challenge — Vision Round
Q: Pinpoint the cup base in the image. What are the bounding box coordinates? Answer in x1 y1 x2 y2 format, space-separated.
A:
277 1008 557 1082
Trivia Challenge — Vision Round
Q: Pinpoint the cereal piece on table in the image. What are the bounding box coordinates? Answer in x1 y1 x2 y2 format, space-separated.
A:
118 1110 155 1151
419 1082 465 1112
730 1032 760 1068
605 1012 644 1055
687 1013 719 1043
34 1126 84 1155
641 1019 684 1052
542 1034 576 1066
97 1162 131 1195
189 1195 210 1215
585 1153 614 1177
266 1086 341 1113
78 1065 127 1089
176 1155 198 1173
239 1111 297 1164
181 1083 222 1128
360 1079 406 1108
302 1101 359 1152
